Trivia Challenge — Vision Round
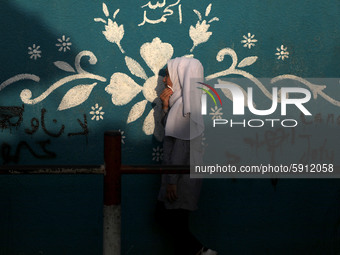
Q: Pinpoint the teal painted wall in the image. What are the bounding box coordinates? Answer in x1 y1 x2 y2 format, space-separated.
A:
0 0 339 254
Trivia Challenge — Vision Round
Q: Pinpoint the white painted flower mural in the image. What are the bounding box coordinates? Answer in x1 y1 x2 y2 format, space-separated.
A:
241 33 257 49
152 146 163 162
275 45 289 60
94 3 125 53
28 44 42 60
56 35 72 52
90 104 105 121
1 0 340 151
105 37 173 141
118 129 126 144
209 106 223 120
189 3 219 52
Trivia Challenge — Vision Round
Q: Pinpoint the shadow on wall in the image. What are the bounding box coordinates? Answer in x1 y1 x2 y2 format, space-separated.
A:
0 1 93 166
0 1 81 82
0 3 102 255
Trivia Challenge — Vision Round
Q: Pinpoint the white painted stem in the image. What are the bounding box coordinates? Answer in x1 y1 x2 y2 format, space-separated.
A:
103 205 121 255
20 73 106 105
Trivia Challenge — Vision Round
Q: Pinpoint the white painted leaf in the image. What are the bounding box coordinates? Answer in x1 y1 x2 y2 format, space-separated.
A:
54 61 76 73
127 100 148 123
103 3 109 17
58 83 97 111
237 56 258 68
193 9 202 20
94 18 106 24
205 3 212 16
113 9 120 19
208 17 219 23
125 56 148 80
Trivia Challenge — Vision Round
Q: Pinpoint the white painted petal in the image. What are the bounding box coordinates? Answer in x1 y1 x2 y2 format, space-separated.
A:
140 37 173 75
143 108 155 136
127 99 148 123
105 72 142 106
142 76 161 102
142 103 164 141
58 83 97 111
125 56 148 80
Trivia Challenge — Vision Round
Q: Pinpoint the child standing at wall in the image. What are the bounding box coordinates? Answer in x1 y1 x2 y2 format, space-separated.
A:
156 57 217 255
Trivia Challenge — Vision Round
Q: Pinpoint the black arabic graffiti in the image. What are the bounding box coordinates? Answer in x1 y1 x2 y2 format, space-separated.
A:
0 105 24 130
25 108 88 138
0 106 89 164
1 140 56 164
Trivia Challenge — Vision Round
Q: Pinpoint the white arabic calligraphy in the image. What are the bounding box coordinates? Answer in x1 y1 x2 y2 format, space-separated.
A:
138 0 182 26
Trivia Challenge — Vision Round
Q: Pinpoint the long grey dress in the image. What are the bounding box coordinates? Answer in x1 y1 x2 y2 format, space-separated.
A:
158 112 203 211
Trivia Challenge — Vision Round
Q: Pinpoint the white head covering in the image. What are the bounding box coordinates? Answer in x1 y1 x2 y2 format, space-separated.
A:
165 57 204 140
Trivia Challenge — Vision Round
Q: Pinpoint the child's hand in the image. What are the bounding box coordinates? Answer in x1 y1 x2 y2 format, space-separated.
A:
160 88 173 110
